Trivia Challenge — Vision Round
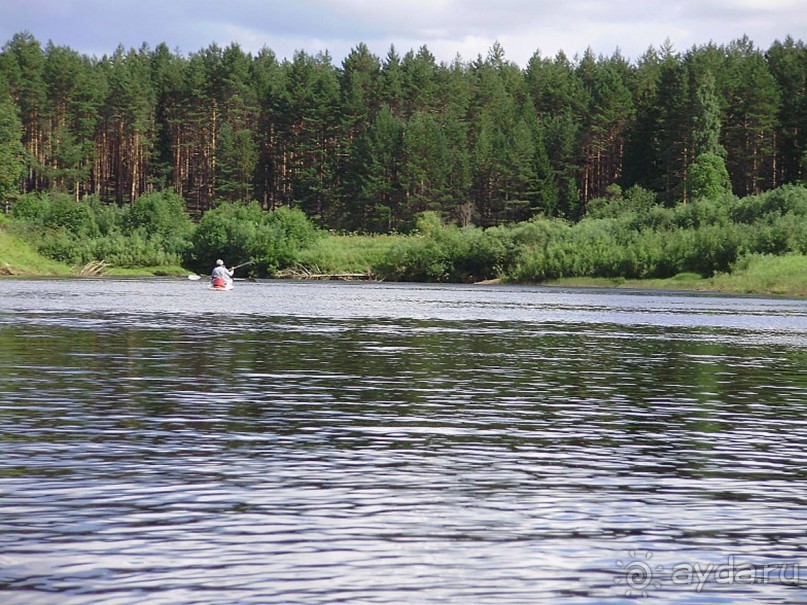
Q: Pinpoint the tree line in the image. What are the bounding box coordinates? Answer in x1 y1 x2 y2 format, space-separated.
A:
0 32 805 231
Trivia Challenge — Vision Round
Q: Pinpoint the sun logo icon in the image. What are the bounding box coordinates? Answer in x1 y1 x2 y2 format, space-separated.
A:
615 550 664 598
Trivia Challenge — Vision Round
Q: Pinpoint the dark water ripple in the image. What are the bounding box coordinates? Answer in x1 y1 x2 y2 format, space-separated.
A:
1 279 806 603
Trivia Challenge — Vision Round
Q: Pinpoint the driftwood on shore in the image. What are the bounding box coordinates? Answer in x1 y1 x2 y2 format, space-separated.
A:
79 260 110 277
0 263 19 276
275 263 380 281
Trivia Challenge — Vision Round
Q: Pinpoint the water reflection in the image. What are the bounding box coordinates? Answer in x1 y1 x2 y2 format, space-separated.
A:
1 279 806 603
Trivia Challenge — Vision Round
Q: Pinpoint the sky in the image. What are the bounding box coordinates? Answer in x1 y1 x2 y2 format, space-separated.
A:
1 0 804 66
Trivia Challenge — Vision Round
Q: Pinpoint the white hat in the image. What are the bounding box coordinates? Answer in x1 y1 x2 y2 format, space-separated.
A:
216 259 224 266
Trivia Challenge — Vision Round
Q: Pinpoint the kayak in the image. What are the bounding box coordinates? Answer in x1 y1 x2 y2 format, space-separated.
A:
210 277 234 290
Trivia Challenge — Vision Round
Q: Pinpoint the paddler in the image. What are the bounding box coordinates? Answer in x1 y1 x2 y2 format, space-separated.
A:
210 259 234 288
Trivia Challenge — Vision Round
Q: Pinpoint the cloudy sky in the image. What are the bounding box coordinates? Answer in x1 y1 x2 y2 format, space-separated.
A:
2 0 804 66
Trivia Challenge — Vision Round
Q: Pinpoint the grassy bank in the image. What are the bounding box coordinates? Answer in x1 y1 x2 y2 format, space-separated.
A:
0 225 189 278
539 272 709 292
0 226 72 276
709 254 807 297
4 184 807 298
105 265 192 277
292 230 807 298
542 255 807 298
295 233 399 274
4 218 806 298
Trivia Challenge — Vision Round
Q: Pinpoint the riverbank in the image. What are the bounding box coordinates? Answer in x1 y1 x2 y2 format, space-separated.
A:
0 227 187 278
540 255 807 298
0 227 72 276
4 224 806 299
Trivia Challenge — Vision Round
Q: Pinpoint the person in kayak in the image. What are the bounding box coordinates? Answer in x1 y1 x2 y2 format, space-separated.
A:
210 259 234 288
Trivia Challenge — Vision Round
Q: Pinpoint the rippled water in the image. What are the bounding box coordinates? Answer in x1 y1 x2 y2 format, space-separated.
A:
1 278 806 604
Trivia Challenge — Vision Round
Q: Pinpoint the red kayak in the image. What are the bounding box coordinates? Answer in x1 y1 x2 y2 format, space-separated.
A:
210 277 233 290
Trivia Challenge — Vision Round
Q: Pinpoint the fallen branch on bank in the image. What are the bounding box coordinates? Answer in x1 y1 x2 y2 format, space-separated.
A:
79 260 110 277
275 263 380 281
0 262 19 276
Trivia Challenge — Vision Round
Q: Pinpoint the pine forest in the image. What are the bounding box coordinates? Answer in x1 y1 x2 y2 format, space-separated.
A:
0 32 805 233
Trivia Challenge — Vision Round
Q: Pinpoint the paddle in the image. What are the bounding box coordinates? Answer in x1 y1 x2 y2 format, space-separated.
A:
188 260 252 281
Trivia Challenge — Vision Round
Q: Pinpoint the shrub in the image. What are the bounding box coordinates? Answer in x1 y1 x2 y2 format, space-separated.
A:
376 213 513 282
10 192 51 224
189 202 323 275
190 202 263 270
672 197 731 229
124 191 192 242
45 192 100 237
587 184 658 220
731 184 807 223
296 234 399 274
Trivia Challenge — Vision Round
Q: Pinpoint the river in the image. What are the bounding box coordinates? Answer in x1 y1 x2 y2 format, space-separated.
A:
1 278 806 604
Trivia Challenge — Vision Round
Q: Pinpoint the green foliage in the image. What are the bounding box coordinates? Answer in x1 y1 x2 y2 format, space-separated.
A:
689 152 732 200
1 32 804 230
586 184 658 219
123 190 193 255
711 253 807 296
250 206 322 272
0 224 72 275
730 184 807 223
0 92 24 204
8 191 190 268
190 201 264 270
9 192 50 223
377 212 513 282
296 233 398 274
11 191 102 237
189 202 322 274
8 182 807 287
400 185 807 283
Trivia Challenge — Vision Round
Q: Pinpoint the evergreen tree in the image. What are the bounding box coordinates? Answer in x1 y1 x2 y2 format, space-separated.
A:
216 120 257 202
687 70 731 200
380 45 404 117
0 92 25 210
347 104 404 231
723 38 781 195
622 46 662 194
336 43 383 226
525 50 586 216
279 51 340 219
765 36 806 185
440 57 473 225
401 46 440 116
340 43 381 132
251 47 285 209
578 52 634 208
101 45 156 204
213 43 259 202
401 110 451 217
523 101 559 216
0 32 804 230
42 43 96 196
543 109 581 217
655 42 690 204
150 43 185 191
0 33 46 191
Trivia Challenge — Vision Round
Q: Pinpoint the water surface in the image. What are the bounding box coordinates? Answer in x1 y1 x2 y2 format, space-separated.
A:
1 279 806 603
